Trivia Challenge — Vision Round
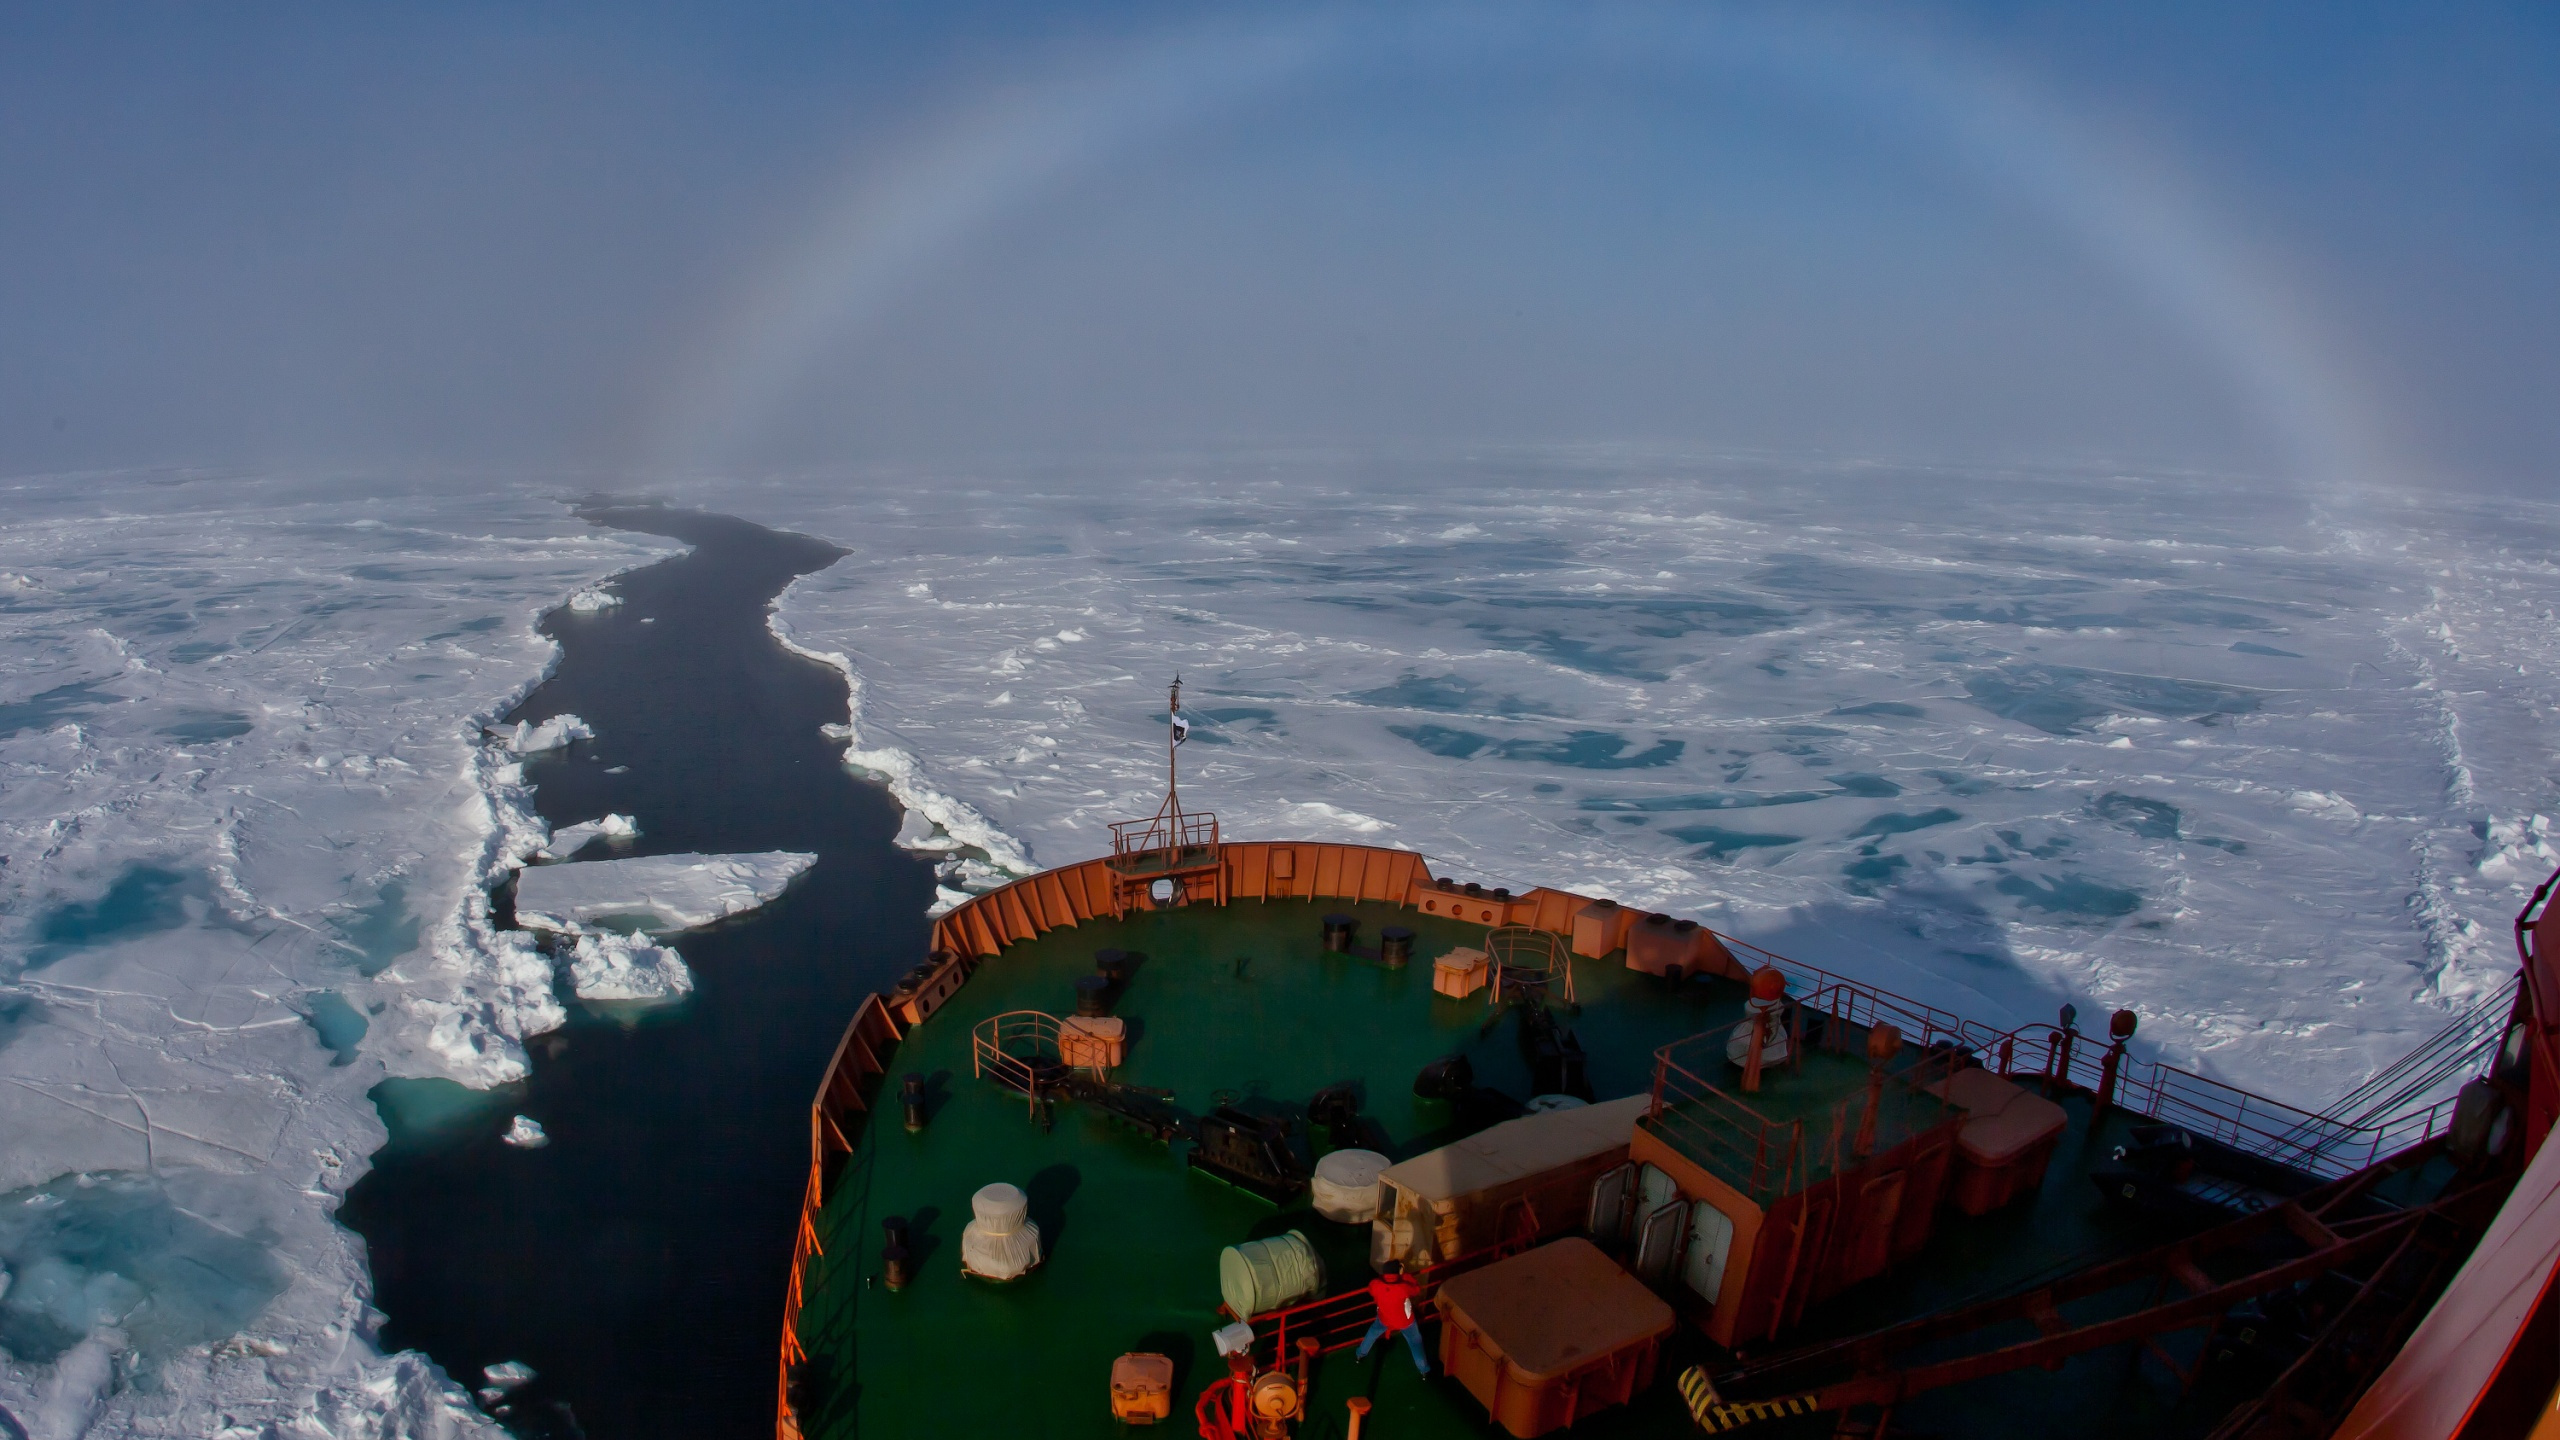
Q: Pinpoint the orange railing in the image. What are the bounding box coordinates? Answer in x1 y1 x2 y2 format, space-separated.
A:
1108 807 1221 874
1715 931 2465 1181
1642 1022 1969 1204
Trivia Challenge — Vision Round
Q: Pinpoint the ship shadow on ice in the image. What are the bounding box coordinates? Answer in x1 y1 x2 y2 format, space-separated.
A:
1722 892 2071 1036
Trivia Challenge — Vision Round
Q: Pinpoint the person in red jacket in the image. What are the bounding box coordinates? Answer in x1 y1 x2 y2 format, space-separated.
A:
1356 1260 1431 1375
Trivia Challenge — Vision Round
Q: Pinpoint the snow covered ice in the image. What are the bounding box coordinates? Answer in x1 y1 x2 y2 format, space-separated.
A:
499 1117 549 1150
564 933 696 1004
511 851 816 936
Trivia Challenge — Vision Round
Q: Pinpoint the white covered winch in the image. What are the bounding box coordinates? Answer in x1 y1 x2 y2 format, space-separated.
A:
1309 1148 1392 1223
960 1181 1043 1281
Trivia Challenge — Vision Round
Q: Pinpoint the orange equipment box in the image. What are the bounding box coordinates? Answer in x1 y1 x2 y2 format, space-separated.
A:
1109 1352 1174 1423
1433 947 1489 999
1570 900 1624 959
1925 1067 2068 1215
1433 1237 1676 1438
1060 1015 1127 1069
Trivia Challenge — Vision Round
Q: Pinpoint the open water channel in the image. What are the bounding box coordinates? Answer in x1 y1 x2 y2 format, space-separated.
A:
340 505 938 1439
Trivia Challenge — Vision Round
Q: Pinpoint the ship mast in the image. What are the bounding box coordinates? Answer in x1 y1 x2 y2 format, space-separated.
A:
1165 674 1183 816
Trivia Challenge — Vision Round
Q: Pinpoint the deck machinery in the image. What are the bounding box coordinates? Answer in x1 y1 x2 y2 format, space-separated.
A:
779 723 2556 1440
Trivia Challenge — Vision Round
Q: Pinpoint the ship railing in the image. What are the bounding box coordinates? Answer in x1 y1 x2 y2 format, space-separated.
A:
1644 1024 1972 1203
1106 807 1221 874
1645 1039 1808 1203
970 1010 1064 1118
1783 964 2468 1180
780 992 904 1440
1486 925 1576 1006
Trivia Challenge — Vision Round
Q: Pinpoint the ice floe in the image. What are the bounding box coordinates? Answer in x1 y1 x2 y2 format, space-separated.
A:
544 811 640 857
500 1116 549 1149
490 712 593 754
564 931 696 1003
511 851 816 936
566 585 622 611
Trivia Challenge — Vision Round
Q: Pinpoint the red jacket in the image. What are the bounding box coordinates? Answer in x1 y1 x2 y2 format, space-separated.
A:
1368 1274 1423 1331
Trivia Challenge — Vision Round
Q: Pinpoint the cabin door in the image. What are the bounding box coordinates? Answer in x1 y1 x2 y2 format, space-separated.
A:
1632 1196 1687 1282
1587 1162 1636 1245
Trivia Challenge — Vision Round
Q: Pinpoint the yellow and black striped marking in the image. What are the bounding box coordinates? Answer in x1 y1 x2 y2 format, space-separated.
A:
1677 1367 1821 1433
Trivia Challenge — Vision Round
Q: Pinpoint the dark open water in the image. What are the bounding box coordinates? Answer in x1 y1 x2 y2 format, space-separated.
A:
339 506 938 1439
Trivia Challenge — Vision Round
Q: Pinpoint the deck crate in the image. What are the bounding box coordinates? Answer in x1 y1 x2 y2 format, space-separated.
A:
1434 1238 1675 1437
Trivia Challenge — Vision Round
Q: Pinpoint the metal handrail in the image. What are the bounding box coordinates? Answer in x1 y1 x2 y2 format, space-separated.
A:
1643 1020 1970 1202
1779 969 2464 1180
1485 925 1575 1006
971 1009 1064 1119
1107 807 1221 872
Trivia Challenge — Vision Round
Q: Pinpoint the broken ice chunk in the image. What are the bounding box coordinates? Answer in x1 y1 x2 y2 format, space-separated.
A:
501 1116 548 1149
483 1359 537 1394
566 586 622 611
543 812 640 857
565 932 694 1003
512 852 816 936
490 713 593 754
893 808 962 852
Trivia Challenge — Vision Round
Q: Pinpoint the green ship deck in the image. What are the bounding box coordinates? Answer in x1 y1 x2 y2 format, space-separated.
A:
784 893 2287 1440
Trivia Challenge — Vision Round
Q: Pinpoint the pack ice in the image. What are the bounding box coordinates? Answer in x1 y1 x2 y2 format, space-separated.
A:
733 464 2560 1114
0 474 677 1437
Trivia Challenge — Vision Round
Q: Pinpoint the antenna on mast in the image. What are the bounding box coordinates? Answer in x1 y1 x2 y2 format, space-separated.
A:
1166 673 1185 811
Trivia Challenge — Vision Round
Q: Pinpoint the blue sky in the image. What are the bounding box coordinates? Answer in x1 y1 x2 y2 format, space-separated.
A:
0 2 2550 489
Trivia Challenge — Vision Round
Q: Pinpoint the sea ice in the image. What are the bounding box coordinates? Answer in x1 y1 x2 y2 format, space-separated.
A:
544 811 641 857
512 851 817 936
500 1116 549 1149
564 931 696 1003
713 464 2560 1113
0 472 674 1435
566 585 622 611
491 712 593 754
